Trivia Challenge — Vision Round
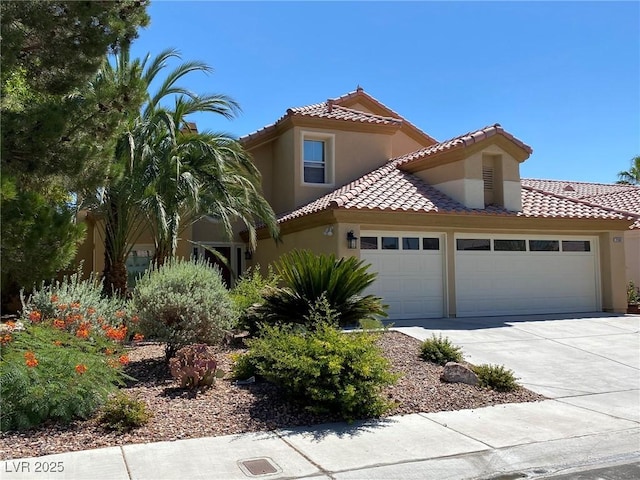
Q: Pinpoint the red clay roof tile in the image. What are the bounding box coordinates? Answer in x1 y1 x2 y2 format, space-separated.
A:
276 159 630 225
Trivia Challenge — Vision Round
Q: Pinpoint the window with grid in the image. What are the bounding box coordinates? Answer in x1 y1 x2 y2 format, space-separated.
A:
303 139 325 184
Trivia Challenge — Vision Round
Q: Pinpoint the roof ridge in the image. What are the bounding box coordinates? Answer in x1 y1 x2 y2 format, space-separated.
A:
521 184 638 220
331 88 438 144
391 123 532 167
523 177 638 188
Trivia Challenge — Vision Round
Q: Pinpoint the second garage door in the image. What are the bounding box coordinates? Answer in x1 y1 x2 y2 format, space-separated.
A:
455 235 600 317
360 231 445 319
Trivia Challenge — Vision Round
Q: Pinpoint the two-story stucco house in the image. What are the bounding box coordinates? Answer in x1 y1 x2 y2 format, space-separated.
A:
188 87 638 319
78 87 639 318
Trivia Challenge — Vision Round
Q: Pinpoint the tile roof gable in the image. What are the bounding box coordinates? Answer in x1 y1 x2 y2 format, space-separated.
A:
239 87 437 147
395 124 533 169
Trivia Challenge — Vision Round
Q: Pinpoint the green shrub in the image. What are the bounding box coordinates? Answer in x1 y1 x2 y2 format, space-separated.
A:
472 364 519 392
230 265 278 333
19 271 142 342
132 258 237 359
169 344 221 389
256 249 387 328
419 334 464 365
230 352 258 381
246 319 398 420
0 323 129 431
627 281 640 305
99 392 151 433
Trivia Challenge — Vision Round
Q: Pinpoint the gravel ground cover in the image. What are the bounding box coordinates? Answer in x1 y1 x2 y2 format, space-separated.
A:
0 331 544 460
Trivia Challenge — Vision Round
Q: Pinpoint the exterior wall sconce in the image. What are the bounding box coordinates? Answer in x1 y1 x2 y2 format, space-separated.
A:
347 230 359 249
244 250 253 261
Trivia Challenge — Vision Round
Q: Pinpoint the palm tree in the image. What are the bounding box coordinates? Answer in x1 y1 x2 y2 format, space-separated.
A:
91 46 278 295
617 156 640 185
142 112 279 266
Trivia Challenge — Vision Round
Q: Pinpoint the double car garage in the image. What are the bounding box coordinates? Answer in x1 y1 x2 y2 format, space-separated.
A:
361 231 600 319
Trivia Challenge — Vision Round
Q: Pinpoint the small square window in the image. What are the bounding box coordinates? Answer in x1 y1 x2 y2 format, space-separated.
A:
494 240 526 251
562 240 590 252
360 236 378 250
422 238 440 250
402 237 419 250
457 239 491 251
529 240 560 252
381 237 399 250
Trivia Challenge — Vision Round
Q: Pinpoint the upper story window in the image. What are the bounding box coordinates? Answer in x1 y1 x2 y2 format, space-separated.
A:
303 140 325 183
301 131 334 186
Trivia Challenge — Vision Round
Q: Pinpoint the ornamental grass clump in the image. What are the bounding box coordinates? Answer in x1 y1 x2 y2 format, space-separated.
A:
132 258 237 359
0 323 130 431
419 334 464 365
246 297 398 420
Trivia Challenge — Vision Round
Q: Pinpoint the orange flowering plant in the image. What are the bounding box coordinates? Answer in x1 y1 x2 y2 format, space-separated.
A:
20 272 144 343
0 323 133 432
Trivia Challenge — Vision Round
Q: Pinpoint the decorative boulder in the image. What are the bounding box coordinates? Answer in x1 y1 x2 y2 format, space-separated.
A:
440 362 479 386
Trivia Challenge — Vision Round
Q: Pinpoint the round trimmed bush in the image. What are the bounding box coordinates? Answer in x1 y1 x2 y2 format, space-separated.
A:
132 258 237 358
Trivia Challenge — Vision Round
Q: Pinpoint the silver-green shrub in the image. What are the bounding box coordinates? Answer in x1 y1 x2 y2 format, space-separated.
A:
132 258 237 358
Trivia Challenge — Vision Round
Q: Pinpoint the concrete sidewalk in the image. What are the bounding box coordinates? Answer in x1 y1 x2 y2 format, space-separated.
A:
2 314 639 480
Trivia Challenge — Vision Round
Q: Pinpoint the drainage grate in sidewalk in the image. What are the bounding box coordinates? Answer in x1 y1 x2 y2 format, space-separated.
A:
238 457 281 477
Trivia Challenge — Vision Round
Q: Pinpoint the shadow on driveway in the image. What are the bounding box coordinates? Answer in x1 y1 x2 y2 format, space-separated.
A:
385 312 628 330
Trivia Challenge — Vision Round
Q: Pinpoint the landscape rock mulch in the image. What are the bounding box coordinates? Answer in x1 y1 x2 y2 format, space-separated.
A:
0 331 544 460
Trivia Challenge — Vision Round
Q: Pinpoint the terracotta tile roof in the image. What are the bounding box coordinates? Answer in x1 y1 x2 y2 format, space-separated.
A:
287 102 403 125
521 178 636 200
277 160 629 225
395 124 533 168
239 87 435 145
522 178 640 229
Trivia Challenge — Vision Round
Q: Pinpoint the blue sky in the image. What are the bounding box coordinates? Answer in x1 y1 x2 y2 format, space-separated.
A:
130 1 639 183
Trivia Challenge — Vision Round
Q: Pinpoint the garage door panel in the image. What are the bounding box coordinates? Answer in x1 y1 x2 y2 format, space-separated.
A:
455 237 598 317
362 234 444 320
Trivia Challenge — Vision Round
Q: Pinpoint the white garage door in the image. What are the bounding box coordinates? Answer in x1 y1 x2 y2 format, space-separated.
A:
455 236 599 317
360 232 445 319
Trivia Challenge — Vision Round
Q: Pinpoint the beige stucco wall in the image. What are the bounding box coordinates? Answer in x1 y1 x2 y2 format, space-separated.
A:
251 223 343 272
624 230 640 288
270 129 296 214
599 231 628 312
249 142 274 203
292 126 393 211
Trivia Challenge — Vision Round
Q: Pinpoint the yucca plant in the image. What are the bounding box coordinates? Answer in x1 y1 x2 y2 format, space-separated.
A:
256 250 387 328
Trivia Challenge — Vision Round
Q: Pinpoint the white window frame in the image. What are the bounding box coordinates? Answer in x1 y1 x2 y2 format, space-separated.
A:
301 131 335 186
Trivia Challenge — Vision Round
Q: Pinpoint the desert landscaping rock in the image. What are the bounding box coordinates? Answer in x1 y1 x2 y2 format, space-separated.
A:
0 332 544 460
440 362 479 386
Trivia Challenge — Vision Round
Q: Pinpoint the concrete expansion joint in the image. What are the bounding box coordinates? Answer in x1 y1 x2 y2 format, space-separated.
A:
274 432 336 480
554 399 640 425
120 446 133 480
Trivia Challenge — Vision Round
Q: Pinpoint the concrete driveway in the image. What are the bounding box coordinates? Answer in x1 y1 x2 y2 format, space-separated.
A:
394 313 640 423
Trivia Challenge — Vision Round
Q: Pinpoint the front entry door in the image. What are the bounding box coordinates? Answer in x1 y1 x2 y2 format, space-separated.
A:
204 247 232 288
